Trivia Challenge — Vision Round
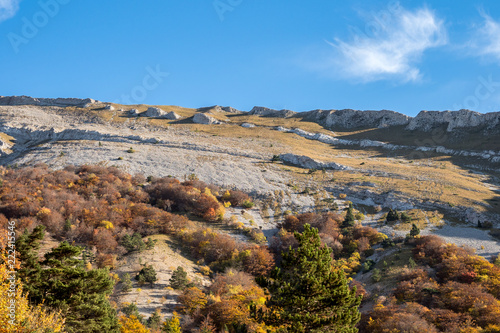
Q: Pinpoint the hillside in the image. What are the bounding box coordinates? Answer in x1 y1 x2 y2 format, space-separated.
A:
1 96 500 332
0 96 499 223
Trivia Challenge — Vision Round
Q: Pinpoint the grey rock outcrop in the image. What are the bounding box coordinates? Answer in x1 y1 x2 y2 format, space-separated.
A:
249 106 296 118
193 113 223 125
221 106 240 113
210 105 241 113
164 111 181 120
211 105 240 113
104 105 115 111
407 109 500 132
142 107 180 119
144 107 167 117
0 95 96 108
129 109 139 116
241 123 255 128
301 109 411 129
279 153 350 171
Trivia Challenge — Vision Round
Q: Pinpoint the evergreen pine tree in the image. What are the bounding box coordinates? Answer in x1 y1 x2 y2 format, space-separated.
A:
409 223 420 237
121 233 148 253
253 224 361 333
386 209 400 222
16 228 120 333
15 225 45 302
169 266 190 290
145 237 157 250
122 303 143 323
64 219 72 232
136 264 157 285
342 202 356 228
122 273 133 292
147 309 162 329
121 234 134 252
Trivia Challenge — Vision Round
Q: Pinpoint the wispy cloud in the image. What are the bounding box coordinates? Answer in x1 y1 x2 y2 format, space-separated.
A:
328 6 447 82
473 12 500 62
0 0 21 23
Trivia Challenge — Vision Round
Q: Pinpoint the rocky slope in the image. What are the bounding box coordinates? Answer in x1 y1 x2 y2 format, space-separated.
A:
0 96 499 227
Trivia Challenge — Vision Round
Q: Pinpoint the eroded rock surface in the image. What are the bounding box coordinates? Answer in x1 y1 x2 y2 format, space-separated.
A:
193 113 223 125
249 106 296 118
407 109 500 132
0 95 96 108
279 153 350 171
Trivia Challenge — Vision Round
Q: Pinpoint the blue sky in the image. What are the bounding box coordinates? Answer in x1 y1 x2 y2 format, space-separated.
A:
1 1 500 116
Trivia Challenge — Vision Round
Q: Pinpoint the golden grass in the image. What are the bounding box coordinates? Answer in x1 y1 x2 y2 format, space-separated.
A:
0 132 14 143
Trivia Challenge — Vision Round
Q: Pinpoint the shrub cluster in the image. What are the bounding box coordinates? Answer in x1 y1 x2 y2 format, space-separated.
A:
273 211 386 273
360 235 500 332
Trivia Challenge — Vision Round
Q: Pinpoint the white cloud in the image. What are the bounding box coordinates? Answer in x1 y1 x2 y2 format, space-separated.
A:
329 6 447 82
474 13 500 61
0 0 21 23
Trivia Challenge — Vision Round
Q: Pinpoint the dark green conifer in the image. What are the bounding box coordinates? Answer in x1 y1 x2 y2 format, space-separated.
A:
16 227 120 333
386 209 400 222
169 266 190 290
253 224 361 332
409 223 420 237
147 309 162 329
136 264 157 285
343 202 356 228
122 273 133 292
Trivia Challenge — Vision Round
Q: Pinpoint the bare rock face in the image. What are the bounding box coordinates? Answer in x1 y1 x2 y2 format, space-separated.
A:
142 107 180 119
164 111 181 120
301 109 411 129
202 105 240 113
221 106 240 113
129 109 139 116
407 109 500 132
249 106 296 118
0 95 96 108
241 123 255 128
193 113 223 125
279 153 350 171
144 107 167 117
104 105 115 111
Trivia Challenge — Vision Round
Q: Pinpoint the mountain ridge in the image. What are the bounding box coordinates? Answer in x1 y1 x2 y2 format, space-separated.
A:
3 95 500 134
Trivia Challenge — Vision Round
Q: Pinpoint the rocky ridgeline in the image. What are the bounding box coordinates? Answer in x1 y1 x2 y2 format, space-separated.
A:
0 95 97 108
407 109 500 132
1 96 499 134
244 105 500 133
213 105 240 113
249 106 297 118
300 109 411 128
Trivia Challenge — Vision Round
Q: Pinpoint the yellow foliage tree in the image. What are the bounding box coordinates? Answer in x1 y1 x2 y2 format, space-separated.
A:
162 312 181 333
100 220 114 229
177 287 208 315
119 315 150 333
